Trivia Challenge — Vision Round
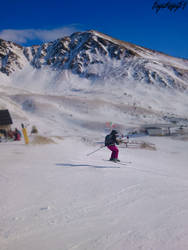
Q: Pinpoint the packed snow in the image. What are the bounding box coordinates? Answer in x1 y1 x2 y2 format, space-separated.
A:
1 135 188 250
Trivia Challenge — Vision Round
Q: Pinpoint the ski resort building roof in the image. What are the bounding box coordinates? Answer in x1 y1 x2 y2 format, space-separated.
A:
0 109 13 129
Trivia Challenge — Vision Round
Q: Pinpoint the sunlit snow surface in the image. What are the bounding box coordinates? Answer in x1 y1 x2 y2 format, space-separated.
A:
0 136 188 250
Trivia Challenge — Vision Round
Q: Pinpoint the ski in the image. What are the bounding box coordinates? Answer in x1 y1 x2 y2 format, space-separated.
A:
102 159 132 165
119 161 132 164
67 159 131 167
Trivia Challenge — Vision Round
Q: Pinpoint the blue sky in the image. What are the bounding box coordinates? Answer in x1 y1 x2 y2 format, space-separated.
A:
0 0 188 59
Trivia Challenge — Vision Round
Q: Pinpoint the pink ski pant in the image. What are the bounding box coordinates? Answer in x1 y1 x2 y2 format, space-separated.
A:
107 145 119 159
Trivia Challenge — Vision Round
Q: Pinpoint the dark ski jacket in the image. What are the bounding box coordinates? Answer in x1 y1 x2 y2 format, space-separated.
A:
105 133 119 146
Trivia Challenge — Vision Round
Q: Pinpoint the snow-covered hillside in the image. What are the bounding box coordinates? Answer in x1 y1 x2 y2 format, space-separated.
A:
0 71 188 138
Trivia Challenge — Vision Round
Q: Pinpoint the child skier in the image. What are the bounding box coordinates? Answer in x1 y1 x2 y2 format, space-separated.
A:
105 130 122 162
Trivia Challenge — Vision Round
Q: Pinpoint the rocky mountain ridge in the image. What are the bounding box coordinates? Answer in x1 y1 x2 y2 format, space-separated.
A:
1 30 188 90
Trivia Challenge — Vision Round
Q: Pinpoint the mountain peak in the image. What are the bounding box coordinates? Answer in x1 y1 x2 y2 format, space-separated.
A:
0 30 188 90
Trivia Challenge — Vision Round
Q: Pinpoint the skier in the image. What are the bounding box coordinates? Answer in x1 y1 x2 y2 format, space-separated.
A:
105 130 122 162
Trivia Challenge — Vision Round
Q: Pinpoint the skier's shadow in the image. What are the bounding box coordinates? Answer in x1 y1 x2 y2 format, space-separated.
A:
55 163 120 169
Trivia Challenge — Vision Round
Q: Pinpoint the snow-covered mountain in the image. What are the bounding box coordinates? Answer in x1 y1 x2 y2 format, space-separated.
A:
1 30 188 90
0 30 188 136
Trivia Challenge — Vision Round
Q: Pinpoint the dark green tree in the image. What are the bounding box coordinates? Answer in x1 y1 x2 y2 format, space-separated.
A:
152 0 187 13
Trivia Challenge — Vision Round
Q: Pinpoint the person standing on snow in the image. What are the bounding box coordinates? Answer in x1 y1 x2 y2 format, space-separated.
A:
105 130 122 162
14 128 22 141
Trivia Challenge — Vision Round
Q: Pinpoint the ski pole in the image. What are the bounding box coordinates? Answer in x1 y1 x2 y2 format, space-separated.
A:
86 145 106 156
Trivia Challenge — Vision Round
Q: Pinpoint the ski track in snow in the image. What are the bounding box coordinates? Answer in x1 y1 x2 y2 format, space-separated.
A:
0 136 188 250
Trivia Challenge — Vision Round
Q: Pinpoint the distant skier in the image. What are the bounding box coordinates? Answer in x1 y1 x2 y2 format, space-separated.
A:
105 130 122 162
14 128 22 141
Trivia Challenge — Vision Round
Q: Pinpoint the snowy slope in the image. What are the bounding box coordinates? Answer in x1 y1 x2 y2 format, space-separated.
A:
1 75 188 138
1 136 188 250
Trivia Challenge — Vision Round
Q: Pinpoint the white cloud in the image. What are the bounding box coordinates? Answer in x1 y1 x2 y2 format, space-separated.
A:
0 26 79 44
